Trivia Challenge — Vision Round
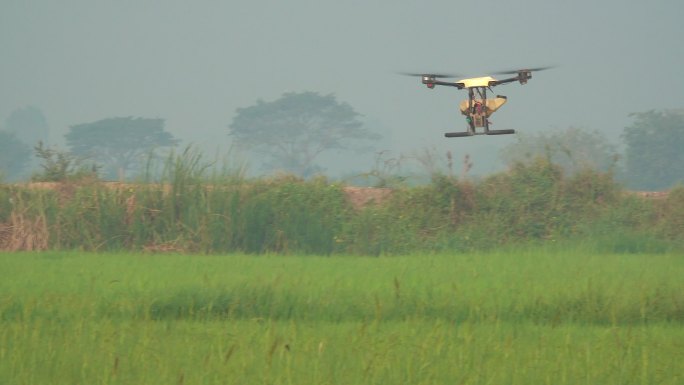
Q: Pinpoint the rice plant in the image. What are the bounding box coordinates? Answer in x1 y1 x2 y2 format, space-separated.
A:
1 249 682 384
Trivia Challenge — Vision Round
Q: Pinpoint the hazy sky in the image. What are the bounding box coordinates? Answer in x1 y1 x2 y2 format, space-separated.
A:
1 0 683 176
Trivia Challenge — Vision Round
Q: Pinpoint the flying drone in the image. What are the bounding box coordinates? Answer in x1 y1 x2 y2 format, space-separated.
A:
403 67 552 137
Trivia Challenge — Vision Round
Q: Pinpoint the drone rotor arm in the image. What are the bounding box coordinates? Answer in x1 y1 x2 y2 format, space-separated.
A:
489 76 520 86
399 73 464 89
430 80 465 89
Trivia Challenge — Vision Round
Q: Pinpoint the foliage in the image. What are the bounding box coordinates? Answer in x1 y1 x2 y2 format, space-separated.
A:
31 142 98 182
0 131 32 180
1 154 681 255
3 105 49 148
653 186 684 240
622 109 684 190
500 127 619 174
351 150 410 188
229 92 379 177
65 117 179 180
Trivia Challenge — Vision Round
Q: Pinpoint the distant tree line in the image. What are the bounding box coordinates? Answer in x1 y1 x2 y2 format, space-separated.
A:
0 106 49 180
499 109 684 190
229 92 379 177
1 99 682 190
0 110 180 182
64 117 179 180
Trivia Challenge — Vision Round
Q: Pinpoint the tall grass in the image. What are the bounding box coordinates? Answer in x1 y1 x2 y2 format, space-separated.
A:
1 154 682 254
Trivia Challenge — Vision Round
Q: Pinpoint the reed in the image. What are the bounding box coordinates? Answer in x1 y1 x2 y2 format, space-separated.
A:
0 154 681 254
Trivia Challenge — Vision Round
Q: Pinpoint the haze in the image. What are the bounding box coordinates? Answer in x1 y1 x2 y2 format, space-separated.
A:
2 0 682 176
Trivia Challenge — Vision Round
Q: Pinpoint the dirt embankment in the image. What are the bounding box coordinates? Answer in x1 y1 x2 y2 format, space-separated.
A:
16 182 670 200
629 191 669 200
9 182 396 209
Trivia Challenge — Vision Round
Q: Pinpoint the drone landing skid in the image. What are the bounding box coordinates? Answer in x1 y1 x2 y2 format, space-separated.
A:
486 129 516 135
445 129 515 138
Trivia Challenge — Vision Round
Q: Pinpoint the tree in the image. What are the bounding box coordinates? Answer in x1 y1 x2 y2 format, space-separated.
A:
65 117 179 180
229 92 379 177
499 127 619 174
31 142 99 182
622 110 684 190
0 131 32 181
4 106 49 148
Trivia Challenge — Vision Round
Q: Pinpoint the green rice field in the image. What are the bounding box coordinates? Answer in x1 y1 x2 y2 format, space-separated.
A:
1 248 683 384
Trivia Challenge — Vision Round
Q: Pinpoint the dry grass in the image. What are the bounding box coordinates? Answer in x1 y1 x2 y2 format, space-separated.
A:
142 241 186 254
1 168 679 254
630 190 670 199
0 212 48 251
342 186 393 209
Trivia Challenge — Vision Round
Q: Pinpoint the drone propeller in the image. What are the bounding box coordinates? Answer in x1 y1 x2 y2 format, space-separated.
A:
492 66 555 75
400 72 460 79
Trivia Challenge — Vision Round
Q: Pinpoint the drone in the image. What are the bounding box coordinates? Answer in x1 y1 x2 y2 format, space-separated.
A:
403 67 552 137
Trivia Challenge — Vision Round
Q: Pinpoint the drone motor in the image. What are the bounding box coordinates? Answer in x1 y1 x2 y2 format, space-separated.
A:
518 70 532 85
422 75 436 89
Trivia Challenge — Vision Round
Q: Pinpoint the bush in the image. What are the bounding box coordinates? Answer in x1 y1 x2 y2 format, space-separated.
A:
1 155 680 254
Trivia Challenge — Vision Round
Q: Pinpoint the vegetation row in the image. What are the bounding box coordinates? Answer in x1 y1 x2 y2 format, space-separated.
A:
0 149 682 255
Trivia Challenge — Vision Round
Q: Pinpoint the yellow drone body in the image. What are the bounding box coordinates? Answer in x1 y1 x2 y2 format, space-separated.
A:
455 76 498 89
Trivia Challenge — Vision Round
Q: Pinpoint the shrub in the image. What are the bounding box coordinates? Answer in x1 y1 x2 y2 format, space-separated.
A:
1 154 680 254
